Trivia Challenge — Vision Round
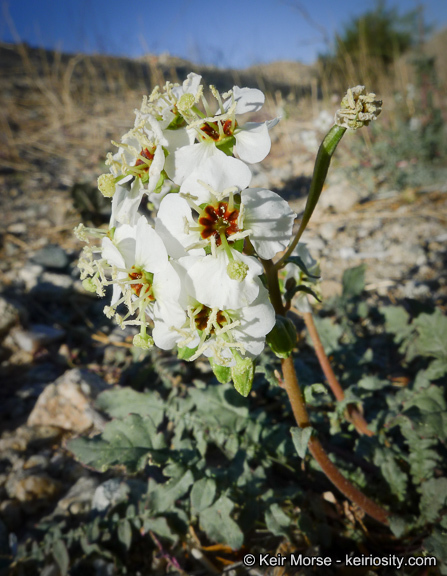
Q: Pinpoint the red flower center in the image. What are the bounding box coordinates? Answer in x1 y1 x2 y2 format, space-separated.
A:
199 202 240 246
195 306 227 332
200 119 235 141
135 147 155 175
128 267 154 300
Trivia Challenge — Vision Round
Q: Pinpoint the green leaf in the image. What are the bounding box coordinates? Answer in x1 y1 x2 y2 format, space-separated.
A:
96 388 165 427
189 384 249 432
423 529 447 570
52 539 69 576
199 496 244 550
190 478 216 514
403 385 447 440
285 255 320 278
414 309 447 359
420 478 447 523
291 426 313 459
142 517 176 542
426 358 447 380
67 414 167 473
357 375 390 390
380 305 412 344
303 383 328 404
117 519 132 551
148 468 194 513
342 264 366 299
285 284 321 304
373 447 407 502
265 503 291 537
388 515 408 538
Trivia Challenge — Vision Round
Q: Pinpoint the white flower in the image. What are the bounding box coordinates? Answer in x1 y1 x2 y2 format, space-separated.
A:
163 84 280 184
157 155 295 260
155 261 275 367
107 111 190 195
101 216 185 348
182 250 264 310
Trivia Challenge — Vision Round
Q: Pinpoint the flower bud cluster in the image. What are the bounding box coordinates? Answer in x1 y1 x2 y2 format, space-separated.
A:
76 73 297 391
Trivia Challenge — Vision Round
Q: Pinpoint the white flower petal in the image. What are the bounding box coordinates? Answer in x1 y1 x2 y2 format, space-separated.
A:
186 250 263 309
224 87 265 114
102 237 126 269
135 216 168 273
242 188 296 259
164 141 224 185
110 180 144 227
234 122 272 164
181 155 252 203
155 194 203 258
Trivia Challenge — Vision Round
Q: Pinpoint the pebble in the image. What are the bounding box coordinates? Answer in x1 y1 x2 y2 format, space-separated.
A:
27 369 109 433
92 478 130 512
12 324 66 353
5 471 63 503
57 476 99 514
18 263 44 291
0 297 20 339
32 244 69 270
7 222 27 234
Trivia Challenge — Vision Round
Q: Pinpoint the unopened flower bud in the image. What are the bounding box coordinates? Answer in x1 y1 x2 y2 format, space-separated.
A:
227 260 248 282
266 315 297 358
335 86 382 130
98 173 116 197
82 278 97 293
133 333 154 350
231 357 254 397
211 360 232 384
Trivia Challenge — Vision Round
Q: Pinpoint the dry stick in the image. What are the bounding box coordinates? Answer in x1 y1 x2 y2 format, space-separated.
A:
264 263 389 526
302 310 374 437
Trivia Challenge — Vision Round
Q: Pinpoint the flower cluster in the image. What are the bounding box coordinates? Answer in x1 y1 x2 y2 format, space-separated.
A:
76 73 296 394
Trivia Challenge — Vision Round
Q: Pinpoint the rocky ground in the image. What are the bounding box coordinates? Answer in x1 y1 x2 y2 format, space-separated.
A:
0 43 446 574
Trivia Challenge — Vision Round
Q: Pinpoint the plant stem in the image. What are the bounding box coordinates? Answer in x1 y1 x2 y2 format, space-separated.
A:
302 310 374 437
274 125 346 272
281 356 389 525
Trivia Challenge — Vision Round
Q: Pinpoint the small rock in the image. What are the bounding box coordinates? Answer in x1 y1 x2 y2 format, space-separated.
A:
0 297 20 339
319 222 337 242
92 479 130 512
7 222 27 234
32 244 69 270
18 263 44 291
5 471 63 503
12 324 65 353
57 476 99 514
27 369 108 432
23 454 50 471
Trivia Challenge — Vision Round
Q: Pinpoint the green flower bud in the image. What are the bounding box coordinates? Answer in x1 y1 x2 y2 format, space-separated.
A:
211 361 232 384
82 278 97 293
231 357 254 397
133 333 154 350
266 315 297 358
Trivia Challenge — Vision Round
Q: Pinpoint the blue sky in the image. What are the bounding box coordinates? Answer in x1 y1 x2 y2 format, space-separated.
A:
1 0 446 68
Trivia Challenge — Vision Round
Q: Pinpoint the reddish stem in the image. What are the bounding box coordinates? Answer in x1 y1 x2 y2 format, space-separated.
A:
302 311 374 437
